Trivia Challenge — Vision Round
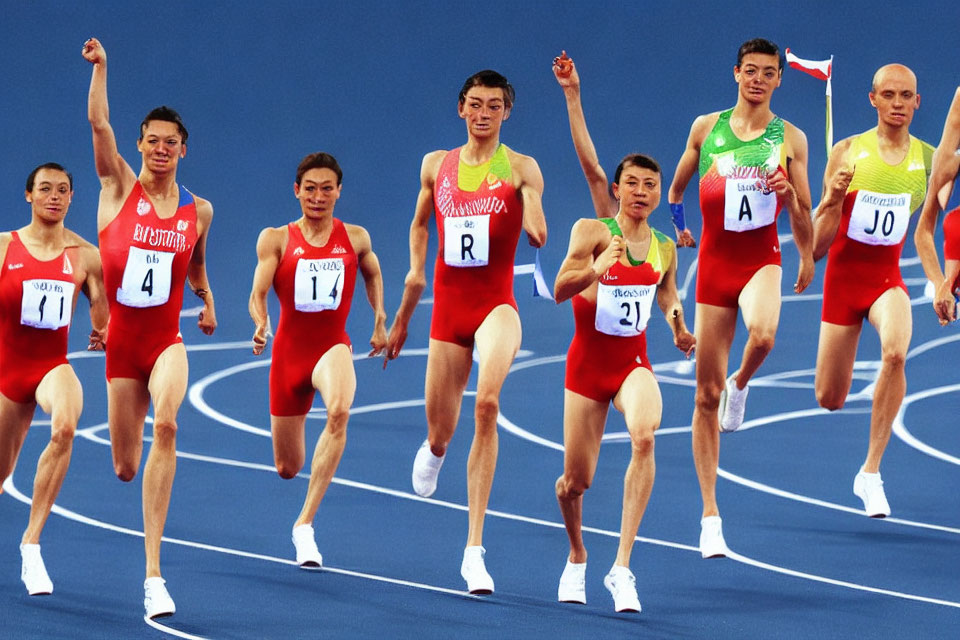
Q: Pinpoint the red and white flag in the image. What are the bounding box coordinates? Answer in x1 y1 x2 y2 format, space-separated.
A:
785 48 834 154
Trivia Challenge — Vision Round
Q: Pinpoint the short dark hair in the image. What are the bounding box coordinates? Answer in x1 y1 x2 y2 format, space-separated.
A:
139 106 189 143
613 154 661 184
736 38 784 70
296 152 343 186
458 70 515 109
26 162 73 192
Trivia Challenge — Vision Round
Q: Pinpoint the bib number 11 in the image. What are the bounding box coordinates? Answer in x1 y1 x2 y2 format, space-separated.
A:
21 279 76 330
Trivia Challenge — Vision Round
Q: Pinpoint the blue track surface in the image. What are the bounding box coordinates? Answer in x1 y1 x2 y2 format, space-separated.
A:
2 1 959 637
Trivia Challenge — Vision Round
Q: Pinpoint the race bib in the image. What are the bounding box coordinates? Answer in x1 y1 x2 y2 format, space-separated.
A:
294 258 344 312
444 215 489 267
595 282 656 337
117 246 174 308
723 178 777 232
21 279 75 330
846 190 911 246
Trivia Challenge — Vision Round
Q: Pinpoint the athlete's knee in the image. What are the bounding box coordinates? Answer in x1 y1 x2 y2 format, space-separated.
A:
695 383 723 413
324 402 350 433
473 392 500 430
48 419 76 452
556 473 589 500
815 381 845 411
115 461 138 482
747 327 776 355
276 459 302 480
630 427 656 458
151 419 178 445
880 346 907 371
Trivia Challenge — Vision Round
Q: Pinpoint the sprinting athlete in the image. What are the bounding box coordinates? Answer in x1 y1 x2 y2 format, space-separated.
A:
83 37 217 619
249 152 387 569
0 163 106 596
668 38 813 557
384 70 547 593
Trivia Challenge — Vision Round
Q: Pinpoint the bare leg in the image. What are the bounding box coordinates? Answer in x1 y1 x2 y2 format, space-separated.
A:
0 394 36 496
814 322 861 411
733 265 782 389
423 339 473 457
612 368 661 567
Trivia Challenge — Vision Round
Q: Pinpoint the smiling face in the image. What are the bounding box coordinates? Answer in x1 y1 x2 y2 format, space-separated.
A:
458 85 511 140
25 168 73 224
870 64 920 129
137 120 186 176
734 52 783 105
294 167 342 219
612 164 661 221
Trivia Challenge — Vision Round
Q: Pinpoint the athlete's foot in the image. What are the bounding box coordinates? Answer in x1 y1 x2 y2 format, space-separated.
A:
143 577 176 619
292 524 324 568
719 372 749 433
699 516 728 558
853 468 891 517
411 440 445 497
20 544 53 595
460 546 494 594
557 559 586 604
603 565 641 613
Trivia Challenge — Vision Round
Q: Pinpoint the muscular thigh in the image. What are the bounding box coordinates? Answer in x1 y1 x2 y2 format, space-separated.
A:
562 389 609 483
739 264 782 335
815 322 862 395
35 363 82 418
694 303 738 387
474 304 521 396
424 338 473 424
312 344 356 409
868 287 912 352
148 342 189 424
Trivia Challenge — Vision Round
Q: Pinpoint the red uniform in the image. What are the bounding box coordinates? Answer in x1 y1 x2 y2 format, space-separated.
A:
430 145 523 347
696 109 786 308
99 182 198 381
565 222 673 403
270 220 357 416
822 130 930 325
0 232 80 403
942 207 960 294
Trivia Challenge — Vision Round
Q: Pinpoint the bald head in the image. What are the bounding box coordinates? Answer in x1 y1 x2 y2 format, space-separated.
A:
872 64 917 93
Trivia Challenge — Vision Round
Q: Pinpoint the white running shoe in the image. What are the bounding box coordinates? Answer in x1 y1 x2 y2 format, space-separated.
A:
699 516 728 559
853 469 891 517
143 577 176 619
603 566 641 613
20 544 53 595
292 524 324 568
460 546 494 594
411 440 445 497
557 559 586 604
719 372 749 433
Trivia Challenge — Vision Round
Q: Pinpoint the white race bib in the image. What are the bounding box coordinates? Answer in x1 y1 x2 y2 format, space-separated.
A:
723 178 777 232
117 246 174 308
294 258 344 312
21 279 75 330
846 190 911 246
595 282 656 337
444 215 489 267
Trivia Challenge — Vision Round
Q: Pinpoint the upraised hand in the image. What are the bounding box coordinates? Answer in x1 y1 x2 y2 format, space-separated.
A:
82 37 106 65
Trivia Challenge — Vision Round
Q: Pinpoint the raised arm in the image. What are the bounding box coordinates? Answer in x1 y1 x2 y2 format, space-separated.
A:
187 198 216 336
516 154 547 248
552 52 615 218
655 246 695 357
80 243 108 350
384 152 441 364
347 224 388 356
82 38 135 203
249 227 283 355
668 115 715 248
767 122 814 293
813 138 855 261
553 218 617 303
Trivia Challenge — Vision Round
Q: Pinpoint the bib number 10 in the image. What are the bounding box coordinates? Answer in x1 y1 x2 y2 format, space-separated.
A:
21 279 76 330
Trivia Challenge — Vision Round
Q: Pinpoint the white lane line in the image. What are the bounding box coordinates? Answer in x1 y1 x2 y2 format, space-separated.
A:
894 383 960 466
144 617 209 640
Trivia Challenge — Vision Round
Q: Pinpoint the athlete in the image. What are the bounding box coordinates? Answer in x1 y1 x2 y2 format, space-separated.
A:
384 70 547 593
83 37 217 618
814 65 934 517
915 86 960 324
249 152 387 568
668 38 814 557
550 53 694 613
0 163 107 595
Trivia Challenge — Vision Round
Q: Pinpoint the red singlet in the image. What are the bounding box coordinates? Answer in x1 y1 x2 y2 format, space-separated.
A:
943 207 960 294
430 145 523 347
99 182 198 381
0 232 80 403
269 220 357 416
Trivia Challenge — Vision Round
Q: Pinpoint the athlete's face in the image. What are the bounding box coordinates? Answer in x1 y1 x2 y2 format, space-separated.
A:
25 168 73 223
734 53 782 104
612 165 660 221
870 65 920 130
458 86 511 139
294 168 342 219
137 121 186 176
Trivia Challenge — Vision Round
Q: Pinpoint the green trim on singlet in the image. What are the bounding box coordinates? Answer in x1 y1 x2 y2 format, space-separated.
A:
600 217 673 273
457 144 513 191
698 108 786 177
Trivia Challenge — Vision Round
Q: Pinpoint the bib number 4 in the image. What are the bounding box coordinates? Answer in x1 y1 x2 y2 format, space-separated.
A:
117 247 175 308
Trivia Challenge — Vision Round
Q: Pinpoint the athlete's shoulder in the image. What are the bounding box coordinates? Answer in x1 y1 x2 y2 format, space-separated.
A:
62 227 96 250
192 194 213 220
256 225 287 255
343 222 372 254
420 150 449 185
689 111 724 143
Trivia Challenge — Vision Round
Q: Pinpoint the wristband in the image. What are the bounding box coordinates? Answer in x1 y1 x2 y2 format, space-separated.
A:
670 203 686 232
